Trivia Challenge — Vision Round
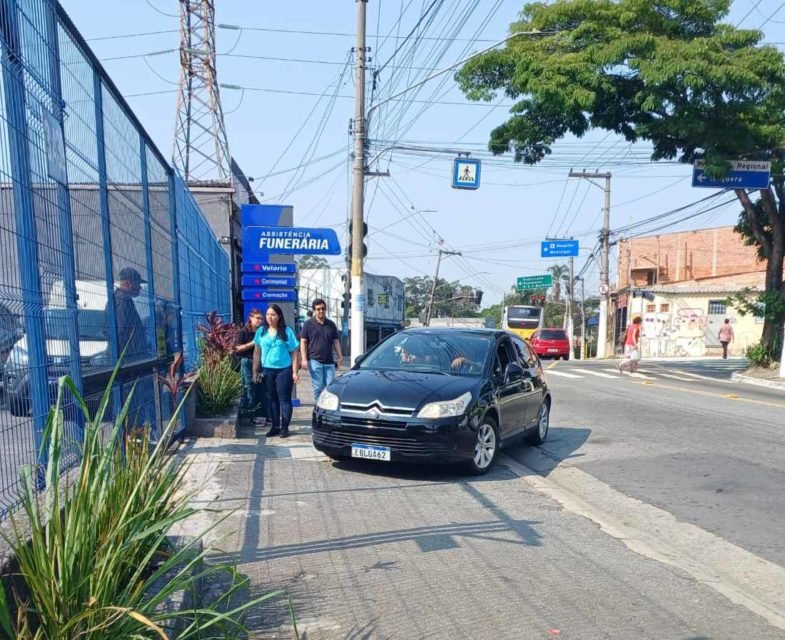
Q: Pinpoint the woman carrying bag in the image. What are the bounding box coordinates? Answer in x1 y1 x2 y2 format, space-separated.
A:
618 316 642 373
252 304 300 438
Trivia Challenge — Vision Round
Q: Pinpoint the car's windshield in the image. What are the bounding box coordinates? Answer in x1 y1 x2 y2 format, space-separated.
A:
539 329 567 340
359 332 491 376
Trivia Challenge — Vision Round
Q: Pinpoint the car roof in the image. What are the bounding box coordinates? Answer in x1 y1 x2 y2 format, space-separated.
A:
402 327 501 337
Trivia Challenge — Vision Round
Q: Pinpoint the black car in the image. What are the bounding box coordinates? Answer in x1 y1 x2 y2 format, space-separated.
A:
312 328 551 474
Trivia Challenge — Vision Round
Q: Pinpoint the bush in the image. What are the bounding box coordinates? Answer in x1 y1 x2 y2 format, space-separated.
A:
746 341 774 367
0 369 284 638
196 354 243 416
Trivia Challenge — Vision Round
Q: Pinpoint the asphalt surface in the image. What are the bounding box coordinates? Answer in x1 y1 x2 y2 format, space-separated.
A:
528 357 785 567
171 360 785 640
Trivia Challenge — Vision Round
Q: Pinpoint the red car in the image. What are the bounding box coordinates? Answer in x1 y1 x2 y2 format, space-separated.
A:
530 328 570 360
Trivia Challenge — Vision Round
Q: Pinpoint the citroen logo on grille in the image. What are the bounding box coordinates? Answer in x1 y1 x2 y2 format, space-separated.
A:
368 409 380 419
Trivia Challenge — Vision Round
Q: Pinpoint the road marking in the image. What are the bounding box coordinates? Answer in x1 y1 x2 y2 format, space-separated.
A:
545 370 582 379
658 373 696 382
574 369 618 379
660 369 734 384
628 371 656 379
501 453 785 632
633 381 785 409
546 361 559 369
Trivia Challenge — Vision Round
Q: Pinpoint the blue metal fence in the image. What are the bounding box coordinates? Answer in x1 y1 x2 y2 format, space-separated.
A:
0 0 230 520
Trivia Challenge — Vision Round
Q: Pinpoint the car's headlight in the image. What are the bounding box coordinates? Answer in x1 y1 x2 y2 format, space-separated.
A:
316 389 339 411
416 391 472 419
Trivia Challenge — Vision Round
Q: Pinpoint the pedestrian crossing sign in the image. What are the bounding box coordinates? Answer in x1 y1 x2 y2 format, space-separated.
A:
452 158 481 190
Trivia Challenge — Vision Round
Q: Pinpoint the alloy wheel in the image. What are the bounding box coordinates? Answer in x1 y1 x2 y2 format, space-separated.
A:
474 423 496 470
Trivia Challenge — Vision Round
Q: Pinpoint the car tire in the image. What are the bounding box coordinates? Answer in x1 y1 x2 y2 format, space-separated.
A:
466 416 499 475
527 400 550 446
562 353 570 361
7 395 29 418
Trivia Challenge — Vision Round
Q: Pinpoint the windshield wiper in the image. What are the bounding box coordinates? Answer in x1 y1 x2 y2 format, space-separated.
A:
405 367 448 375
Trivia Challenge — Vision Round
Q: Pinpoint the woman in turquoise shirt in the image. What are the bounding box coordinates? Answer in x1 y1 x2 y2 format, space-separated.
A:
252 304 300 438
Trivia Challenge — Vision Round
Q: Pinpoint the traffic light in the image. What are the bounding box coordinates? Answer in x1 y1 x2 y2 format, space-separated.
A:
341 292 350 309
348 220 368 259
474 289 484 306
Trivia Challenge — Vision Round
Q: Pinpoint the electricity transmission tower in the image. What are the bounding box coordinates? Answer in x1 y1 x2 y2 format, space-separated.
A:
173 0 231 183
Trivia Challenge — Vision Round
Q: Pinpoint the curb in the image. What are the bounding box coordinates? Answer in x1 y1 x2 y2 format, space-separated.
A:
731 372 785 391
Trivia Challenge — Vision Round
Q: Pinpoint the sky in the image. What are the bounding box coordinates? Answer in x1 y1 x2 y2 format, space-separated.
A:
60 0 785 306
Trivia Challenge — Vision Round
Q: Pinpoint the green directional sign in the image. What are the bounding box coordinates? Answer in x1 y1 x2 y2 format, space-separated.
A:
516 274 553 291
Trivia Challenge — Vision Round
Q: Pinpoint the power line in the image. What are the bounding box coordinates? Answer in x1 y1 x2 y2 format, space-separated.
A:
87 25 507 42
376 0 444 75
86 29 179 41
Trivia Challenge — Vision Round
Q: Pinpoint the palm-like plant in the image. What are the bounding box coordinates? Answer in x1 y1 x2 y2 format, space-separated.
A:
548 264 568 302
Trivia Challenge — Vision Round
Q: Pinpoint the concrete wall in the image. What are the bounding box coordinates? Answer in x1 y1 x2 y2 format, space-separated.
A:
627 292 763 358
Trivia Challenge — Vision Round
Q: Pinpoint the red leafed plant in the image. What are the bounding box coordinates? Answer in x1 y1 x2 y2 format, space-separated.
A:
196 311 239 366
158 352 197 413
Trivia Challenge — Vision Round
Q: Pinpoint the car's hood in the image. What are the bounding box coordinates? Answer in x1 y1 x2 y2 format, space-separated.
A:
329 369 480 411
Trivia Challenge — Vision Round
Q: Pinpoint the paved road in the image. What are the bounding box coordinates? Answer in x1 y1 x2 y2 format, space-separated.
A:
523 357 785 566
175 359 785 640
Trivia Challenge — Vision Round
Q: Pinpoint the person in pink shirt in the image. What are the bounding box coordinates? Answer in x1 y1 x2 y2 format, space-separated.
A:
718 318 734 359
618 316 642 373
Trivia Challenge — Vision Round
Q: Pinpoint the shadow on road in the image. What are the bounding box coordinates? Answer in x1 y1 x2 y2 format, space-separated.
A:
505 426 592 476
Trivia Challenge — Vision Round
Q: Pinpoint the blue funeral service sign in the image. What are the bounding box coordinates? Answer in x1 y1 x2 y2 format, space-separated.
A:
243 226 341 260
452 158 481 190
692 160 771 190
242 289 297 303
241 262 297 274
241 275 297 288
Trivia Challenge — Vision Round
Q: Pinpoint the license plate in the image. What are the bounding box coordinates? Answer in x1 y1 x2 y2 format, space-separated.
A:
547 348 559 353
351 444 391 461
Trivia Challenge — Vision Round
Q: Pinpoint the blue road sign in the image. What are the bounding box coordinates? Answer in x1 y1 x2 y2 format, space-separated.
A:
452 158 481 190
241 262 297 274
241 289 297 303
243 226 341 260
241 275 297 288
541 239 579 258
692 160 771 190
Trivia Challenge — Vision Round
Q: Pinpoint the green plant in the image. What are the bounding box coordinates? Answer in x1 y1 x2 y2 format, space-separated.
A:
196 354 242 417
0 367 285 638
746 341 775 368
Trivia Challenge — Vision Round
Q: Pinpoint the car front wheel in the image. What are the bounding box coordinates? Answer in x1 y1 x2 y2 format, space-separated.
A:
467 416 498 475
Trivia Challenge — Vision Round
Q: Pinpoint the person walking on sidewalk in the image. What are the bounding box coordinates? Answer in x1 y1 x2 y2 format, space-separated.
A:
253 304 300 438
718 318 734 359
236 309 265 424
618 316 642 373
300 298 343 402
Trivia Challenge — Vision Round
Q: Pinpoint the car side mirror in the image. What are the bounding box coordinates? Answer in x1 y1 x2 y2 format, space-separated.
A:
353 354 366 367
504 362 524 382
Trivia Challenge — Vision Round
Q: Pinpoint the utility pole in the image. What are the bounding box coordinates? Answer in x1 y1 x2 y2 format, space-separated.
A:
425 247 462 326
567 256 574 358
349 0 368 364
576 276 586 359
569 170 612 358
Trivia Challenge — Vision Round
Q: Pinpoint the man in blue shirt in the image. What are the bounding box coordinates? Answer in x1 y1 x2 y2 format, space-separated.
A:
299 298 343 402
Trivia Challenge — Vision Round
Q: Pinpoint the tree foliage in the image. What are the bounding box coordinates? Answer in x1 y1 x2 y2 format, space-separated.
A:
403 276 480 319
298 255 329 270
457 0 785 357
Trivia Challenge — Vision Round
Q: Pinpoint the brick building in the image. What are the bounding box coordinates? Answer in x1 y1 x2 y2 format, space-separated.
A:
612 226 765 357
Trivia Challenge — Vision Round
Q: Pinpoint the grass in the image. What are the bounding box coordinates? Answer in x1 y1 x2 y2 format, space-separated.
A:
0 362 289 638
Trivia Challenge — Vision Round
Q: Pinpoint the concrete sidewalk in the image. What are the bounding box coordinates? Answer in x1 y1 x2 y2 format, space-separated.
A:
172 369 783 639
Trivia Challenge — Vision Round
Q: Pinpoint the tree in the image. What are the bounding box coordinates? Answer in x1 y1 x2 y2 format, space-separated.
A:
547 264 568 302
403 276 481 319
457 0 785 358
298 255 329 270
